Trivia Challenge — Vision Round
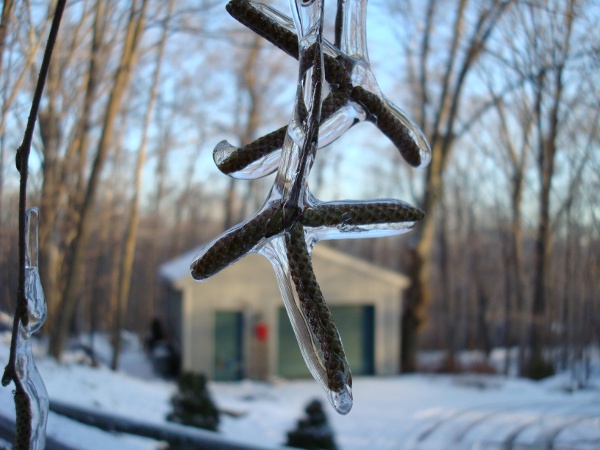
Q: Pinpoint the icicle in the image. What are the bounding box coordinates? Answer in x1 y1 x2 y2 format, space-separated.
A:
269 0 353 413
15 207 49 450
259 239 331 396
191 0 430 415
260 237 353 414
213 142 284 180
213 95 365 180
303 195 424 241
217 0 431 179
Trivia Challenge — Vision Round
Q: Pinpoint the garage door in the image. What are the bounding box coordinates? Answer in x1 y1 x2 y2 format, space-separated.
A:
278 305 374 378
214 311 244 381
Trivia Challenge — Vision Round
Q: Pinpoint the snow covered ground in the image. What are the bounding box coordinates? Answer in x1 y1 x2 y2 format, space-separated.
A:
1 330 599 450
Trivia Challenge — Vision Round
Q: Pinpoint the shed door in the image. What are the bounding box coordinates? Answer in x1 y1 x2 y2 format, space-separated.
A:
278 305 374 378
214 311 244 381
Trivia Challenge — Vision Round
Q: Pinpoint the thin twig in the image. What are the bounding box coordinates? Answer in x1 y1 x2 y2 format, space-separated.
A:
2 0 67 447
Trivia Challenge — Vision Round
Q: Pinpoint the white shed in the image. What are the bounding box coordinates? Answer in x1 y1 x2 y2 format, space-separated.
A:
159 244 408 381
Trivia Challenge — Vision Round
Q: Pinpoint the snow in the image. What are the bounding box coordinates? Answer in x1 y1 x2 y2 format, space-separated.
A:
159 246 204 282
1 330 599 450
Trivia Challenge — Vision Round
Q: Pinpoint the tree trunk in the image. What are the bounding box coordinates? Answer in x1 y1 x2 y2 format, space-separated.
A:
112 0 174 370
1 1 54 260
527 0 574 378
0 1 14 75
223 35 262 230
37 51 63 338
439 195 457 370
0 0 14 235
399 0 512 372
49 0 148 359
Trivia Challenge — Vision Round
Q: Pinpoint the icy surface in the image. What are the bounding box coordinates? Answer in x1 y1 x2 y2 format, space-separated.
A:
334 0 430 168
217 0 431 179
14 208 49 449
260 238 330 397
213 140 283 180
260 237 353 415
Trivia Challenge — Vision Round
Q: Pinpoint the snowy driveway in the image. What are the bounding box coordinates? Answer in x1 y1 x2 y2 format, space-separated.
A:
214 375 600 450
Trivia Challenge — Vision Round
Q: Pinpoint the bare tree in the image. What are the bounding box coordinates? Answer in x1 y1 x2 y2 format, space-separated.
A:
222 35 263 230
50 0 149 359
0 0 16 310
35 0 110 338
525 0 576 378
0 0 14 197
485 86 532 374
449 0 598 377
111 0 175 370
388 0 514 371
0 2 57 309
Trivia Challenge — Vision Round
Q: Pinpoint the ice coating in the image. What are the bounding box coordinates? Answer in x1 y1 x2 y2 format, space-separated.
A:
273 0 324 212
16 208 49 449
304 197 422 241
262 239 353 414
213 140 283 180
213 101 365 180
339 0 369 59
324 0 431 168
191 0 427 414
193 0 355 414
380 95 431 166
216 0 432 178
247 0 344 59
277 2 352 412
24 209 47 334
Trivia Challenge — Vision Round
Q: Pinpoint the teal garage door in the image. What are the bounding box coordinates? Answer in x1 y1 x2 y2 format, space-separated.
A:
278 305 375 378
214 311 244 381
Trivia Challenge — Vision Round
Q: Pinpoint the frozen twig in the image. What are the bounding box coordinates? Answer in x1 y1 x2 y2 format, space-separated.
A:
2 1 67 448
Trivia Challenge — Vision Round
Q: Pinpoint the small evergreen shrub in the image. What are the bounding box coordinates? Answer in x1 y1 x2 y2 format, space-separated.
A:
286 399 337 450
526 357 556 380
167 372 219 431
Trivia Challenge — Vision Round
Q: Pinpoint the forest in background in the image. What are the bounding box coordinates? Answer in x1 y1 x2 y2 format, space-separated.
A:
0 0 598 381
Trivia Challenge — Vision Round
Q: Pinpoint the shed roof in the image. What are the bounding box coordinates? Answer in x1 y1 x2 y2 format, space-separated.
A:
159 243 409 289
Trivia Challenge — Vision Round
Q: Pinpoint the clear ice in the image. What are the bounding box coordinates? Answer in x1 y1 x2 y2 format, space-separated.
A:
16 208 49 449
213 0 431 180
191 0 430 415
